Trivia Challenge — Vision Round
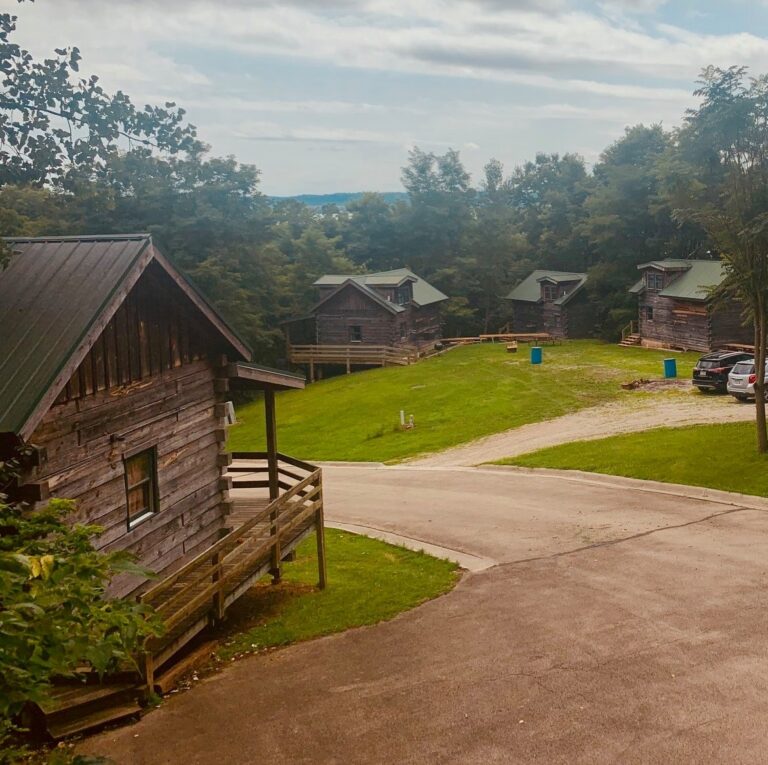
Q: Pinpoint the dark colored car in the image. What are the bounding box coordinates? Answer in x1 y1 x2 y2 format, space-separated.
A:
692 350 753 393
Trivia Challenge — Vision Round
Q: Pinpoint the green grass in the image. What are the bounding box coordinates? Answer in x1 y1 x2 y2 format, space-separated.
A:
217 529 460 659
502 420 768 497
229 340 700 461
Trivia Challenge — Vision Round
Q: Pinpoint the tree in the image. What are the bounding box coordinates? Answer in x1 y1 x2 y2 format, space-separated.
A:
0 3 200 188
0 453 160 758
665 67 768 452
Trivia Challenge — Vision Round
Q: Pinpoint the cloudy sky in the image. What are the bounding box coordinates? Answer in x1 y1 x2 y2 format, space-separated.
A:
13 0 768 195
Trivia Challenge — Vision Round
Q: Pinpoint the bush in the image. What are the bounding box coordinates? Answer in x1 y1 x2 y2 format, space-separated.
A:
0 453 162 760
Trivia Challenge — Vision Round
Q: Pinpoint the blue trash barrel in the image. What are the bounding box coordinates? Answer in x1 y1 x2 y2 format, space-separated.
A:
663 358 677 379
531 346 543 365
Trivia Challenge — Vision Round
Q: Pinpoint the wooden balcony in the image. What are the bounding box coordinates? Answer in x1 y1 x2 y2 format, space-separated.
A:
137 453 325 685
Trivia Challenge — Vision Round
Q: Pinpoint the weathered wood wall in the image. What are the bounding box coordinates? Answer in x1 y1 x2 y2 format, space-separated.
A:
315 283 442 346
511 297 592 339
638 295 750 351
22 265 231 597
316 287 397 345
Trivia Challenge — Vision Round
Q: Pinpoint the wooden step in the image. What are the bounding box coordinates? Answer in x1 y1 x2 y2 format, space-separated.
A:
47 700 142 740
40 681 139 716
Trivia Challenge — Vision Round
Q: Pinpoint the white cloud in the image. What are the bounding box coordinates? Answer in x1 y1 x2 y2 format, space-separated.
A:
10 0 768 193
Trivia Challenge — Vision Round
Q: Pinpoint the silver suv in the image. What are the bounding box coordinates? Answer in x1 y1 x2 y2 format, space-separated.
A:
727 359 768 401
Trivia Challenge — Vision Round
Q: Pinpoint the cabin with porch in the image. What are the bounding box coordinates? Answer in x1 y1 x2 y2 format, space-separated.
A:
284 268 448 378
627 259 750 352
0 235 325 737
504 270 591 339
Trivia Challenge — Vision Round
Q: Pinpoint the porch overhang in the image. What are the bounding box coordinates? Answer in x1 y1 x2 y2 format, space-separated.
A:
227 362 306 390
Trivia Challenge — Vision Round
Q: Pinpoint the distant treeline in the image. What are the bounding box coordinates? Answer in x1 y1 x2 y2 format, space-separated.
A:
0 65 754 364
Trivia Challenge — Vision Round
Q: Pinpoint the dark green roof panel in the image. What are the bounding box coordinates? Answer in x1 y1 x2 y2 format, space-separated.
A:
0 235 151 437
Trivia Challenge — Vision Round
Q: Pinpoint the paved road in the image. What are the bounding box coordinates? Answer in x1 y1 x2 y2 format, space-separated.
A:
85 466 768 764
408 394 755 466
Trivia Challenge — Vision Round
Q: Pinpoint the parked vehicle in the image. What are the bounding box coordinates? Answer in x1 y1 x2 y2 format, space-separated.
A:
692 350 753 393
727 359 768 401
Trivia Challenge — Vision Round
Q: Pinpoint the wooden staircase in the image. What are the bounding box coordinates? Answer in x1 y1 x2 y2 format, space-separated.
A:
26 454 325 742
23 677 144 741
619 333 641 347
619 320 641 347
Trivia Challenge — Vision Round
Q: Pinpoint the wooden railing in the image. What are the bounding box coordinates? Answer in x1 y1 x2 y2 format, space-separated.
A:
288 343 420 368
621 320 638 342
137 454 324 683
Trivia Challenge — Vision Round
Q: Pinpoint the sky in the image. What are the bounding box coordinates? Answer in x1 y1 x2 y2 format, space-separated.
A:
12 0 768 195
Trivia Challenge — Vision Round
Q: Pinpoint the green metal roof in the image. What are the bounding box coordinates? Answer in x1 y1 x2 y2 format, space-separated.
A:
314 268 448 307
0 235 255 440
505 270 587 304
633 259 726 301
658 260 726 301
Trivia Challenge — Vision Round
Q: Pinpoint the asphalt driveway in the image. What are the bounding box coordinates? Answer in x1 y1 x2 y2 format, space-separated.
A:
84 467 768 764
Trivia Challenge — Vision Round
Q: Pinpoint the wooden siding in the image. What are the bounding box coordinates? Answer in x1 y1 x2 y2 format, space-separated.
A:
21 265 231 598
638 294 751 351
511 293 591 340
314 283 442 347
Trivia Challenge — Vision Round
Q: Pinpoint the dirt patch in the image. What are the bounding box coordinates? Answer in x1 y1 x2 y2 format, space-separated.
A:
409 391 756 466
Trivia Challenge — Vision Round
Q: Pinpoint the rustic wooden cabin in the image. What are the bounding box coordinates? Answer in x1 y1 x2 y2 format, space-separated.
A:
0 235 325 736
284 268 448 378
627 259 750 351
504 270 591 339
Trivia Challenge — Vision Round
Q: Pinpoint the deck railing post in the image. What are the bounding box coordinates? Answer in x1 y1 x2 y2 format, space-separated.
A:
211 551 225 622
315 478 327 590
265 389 282 584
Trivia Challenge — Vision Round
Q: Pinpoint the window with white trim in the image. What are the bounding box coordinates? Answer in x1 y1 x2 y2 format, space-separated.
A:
125 448 158 528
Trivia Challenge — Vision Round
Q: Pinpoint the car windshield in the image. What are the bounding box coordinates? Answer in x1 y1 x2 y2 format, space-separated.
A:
698 359 728 369
732 361 755 375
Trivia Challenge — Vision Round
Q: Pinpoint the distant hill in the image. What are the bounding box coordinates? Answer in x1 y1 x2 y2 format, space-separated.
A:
269 192 408 208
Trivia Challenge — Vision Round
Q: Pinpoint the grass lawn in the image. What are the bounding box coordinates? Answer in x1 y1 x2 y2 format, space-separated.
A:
217 529 460 660
502 421 768 497
229 340 700 462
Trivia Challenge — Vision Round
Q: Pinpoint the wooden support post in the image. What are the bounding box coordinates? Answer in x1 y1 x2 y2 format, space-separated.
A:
265 389 281 584
346 350 351 375
141 651 155 694
309 360 315 383
211 551 225 621
315 487 327 590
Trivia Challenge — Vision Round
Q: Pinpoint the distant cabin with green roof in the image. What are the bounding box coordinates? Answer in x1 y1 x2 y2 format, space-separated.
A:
504 269 592 339
285 268 449 349
629 258 750 352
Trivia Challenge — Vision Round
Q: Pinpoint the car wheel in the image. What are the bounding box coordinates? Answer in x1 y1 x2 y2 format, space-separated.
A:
697 387 711 394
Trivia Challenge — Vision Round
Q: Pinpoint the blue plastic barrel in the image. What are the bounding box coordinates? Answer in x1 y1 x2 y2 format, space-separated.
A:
531 346 543 365
663 358 677 379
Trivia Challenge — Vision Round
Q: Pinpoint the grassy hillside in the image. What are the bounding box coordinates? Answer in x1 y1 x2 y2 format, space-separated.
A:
503 421 768 497
229 341 700 462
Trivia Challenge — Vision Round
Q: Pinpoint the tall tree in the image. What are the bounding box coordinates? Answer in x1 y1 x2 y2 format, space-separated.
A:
664 67 768 452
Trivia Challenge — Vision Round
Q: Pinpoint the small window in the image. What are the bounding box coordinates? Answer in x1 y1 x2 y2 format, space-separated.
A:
645 272 664 291
645 305 654 321
395 286 411 305
125 448 158 528
349 325 363 343
542 284 558 301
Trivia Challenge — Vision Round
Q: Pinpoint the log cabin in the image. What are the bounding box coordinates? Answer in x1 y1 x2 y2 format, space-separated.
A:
1 235 326 731
284 268 448 377
504 270 591 339
628 259 750 351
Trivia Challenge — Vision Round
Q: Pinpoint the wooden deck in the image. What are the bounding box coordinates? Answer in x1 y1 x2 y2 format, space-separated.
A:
137 453 325 681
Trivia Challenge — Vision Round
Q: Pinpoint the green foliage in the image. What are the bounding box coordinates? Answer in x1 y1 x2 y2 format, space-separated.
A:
0 456 161 757
661 66 768 451
502 421 768 498
218 529 459 659
0 8 200 187
229 341 700 462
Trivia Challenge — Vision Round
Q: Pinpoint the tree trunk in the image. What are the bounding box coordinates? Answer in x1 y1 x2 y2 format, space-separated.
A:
754 305 768 453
